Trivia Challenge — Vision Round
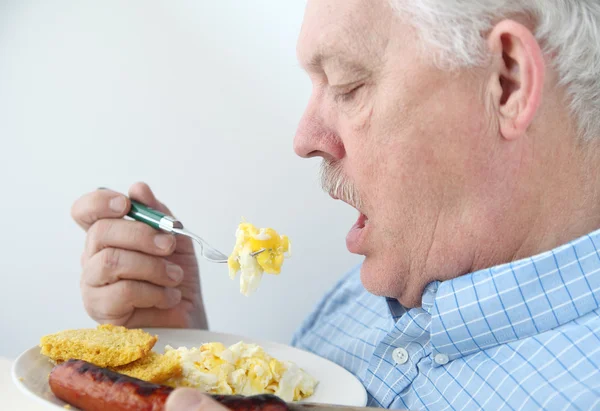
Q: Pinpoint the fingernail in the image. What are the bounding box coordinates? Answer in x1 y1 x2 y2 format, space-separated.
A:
154 234 175 250
109 196 127 213
166 288 182 305
166 262 184 282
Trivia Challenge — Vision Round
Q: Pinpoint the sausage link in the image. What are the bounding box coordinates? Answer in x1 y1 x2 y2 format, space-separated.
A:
49 359 173 411
211 394 289 411
49 359 290 411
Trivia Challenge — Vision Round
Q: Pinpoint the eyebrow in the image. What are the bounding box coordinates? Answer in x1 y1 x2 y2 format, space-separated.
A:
307 50 327 70
300 49 326 72
303 51 368 76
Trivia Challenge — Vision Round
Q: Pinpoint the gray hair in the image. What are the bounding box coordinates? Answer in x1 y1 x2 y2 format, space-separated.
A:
320 159 363 211
389 0 600 141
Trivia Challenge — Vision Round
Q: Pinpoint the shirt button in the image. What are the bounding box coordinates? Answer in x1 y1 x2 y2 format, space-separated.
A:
434 353 449 365
392 347 409 365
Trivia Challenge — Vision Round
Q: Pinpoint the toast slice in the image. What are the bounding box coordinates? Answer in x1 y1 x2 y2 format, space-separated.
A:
111 351 182 383
40 324 157 367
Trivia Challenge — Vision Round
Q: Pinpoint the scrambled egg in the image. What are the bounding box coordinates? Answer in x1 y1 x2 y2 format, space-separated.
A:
164 341 316 402
228 221 291 296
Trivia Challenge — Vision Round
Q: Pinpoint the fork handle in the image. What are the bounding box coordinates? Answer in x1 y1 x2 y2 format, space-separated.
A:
128 200 183 232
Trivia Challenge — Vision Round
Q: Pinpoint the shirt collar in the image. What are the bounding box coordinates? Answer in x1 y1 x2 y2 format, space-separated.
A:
428 228 600 362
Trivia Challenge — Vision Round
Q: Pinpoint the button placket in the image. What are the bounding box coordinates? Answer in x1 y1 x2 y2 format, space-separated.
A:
367 331 421 407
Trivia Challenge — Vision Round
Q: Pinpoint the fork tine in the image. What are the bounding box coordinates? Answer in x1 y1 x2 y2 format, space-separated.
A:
172 227 266 263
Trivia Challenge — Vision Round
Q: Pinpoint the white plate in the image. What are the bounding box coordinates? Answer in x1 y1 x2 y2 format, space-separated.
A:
12 328 367 409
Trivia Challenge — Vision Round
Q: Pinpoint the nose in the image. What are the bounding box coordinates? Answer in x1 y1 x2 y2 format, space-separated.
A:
293 94 345 161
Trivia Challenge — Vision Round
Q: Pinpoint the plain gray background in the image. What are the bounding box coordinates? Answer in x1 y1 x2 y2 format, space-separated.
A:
0 1 362 358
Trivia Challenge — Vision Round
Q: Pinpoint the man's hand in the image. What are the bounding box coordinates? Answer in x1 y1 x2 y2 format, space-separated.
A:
71 182 208 329
166 388 228 411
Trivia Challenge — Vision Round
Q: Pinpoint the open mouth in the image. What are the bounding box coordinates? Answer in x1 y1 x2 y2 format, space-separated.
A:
346 211 370 254
329 193 370 254
354 212 368 229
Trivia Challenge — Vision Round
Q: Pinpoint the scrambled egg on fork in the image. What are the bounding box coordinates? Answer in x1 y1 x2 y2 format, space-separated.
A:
164 342 317 401
228 221 291 296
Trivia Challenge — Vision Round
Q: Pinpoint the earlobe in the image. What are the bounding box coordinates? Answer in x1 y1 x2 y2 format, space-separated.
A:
487 20 545 141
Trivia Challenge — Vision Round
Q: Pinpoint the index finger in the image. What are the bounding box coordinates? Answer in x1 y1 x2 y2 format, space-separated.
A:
71 188 131 231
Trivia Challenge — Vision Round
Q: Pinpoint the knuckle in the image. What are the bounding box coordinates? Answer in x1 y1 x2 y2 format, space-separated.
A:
80 286 99 320
143 256 160 279
70 193 88 219
87 220 104 242
85 225 100 253
71 192 102 228
80 278 133 325
80 251 87 268
86 219 113 249
129 222 150 245
116 280 136 302
132 181 150 193
80 255 96 286
72 203 94 229
96 219 114 238
70 200 81 222
100 248 121 272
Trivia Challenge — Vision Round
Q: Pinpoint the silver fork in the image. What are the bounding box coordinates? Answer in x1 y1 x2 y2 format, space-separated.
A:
127 199 264 263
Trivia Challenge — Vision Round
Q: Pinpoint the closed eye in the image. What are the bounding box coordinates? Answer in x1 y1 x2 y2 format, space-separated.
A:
333 83 365 103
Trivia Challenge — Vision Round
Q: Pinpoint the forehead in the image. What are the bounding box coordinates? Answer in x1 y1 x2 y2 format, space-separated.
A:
297 0 393 70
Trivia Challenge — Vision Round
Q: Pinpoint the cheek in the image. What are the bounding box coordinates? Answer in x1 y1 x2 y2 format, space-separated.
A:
350 104 375 134
336 102 380 181
368 120 441 212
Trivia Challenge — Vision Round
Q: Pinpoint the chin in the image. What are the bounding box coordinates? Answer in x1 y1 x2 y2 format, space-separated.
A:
360 257 402 298
359 256 423 308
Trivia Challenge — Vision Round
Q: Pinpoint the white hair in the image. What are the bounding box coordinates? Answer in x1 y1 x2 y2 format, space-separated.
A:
389 0 600 141
320 159 363 210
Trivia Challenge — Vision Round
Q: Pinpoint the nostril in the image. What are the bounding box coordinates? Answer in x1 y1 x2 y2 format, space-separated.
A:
304 150 323 159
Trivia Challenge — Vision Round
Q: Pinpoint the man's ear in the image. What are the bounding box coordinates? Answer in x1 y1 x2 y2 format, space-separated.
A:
486 19 545 140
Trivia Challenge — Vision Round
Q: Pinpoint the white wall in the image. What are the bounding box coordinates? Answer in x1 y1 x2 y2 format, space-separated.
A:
0 1 362 358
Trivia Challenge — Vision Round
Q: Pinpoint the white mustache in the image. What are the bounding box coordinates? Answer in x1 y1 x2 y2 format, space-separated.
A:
320 160 363 211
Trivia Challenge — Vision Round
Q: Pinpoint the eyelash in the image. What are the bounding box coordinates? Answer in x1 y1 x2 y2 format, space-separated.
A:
333 84 364 103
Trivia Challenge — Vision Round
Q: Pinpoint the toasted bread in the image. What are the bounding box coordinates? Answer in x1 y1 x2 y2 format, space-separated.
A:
39 324 157 367
111 351 182 383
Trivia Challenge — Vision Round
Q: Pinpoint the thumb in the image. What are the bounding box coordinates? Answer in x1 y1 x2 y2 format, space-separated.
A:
166 388 228 411
128 182 174 216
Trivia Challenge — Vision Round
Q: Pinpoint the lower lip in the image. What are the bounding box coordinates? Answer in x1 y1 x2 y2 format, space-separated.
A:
346 213 369 254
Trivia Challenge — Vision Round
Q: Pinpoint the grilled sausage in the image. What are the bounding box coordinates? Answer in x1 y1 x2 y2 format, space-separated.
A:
49 359 174 411
49 359 290 411
211 395 289 411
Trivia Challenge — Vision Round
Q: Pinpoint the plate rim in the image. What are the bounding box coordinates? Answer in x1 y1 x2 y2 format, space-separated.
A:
11 347 65 411
11 327 368 408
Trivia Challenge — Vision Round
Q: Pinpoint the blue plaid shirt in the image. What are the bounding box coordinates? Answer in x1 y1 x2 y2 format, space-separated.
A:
291 229 600 410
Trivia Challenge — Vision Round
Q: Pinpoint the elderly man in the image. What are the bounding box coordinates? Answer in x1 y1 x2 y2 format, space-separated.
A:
71 0 600 409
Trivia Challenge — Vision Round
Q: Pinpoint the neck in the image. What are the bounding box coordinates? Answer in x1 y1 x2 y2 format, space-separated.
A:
510 138 600 261
404 131 600 308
